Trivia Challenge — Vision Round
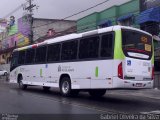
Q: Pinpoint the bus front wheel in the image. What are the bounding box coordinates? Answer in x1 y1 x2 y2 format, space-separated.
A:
89 89 106 97
18 76 27 90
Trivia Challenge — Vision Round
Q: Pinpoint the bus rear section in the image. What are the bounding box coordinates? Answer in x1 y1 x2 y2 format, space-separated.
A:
113 28 154 89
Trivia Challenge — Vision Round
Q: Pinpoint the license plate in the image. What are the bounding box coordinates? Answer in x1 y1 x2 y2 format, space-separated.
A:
136 83 143 87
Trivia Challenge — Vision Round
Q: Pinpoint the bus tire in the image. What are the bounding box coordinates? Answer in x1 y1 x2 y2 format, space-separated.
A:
43 86 51 91
18 76 27 90
60 77 72 97
89 89 106 97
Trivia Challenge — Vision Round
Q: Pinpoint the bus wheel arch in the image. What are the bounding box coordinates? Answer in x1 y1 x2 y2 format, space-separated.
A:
59 74 71 87
17 74 27 90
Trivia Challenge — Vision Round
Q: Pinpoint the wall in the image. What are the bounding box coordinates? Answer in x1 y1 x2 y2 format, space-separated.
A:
99 6 117 25
33 18 76 42
0 15 31 51
117 0 139 16
16 15 30 47
0 15 31 64
77 13 98 33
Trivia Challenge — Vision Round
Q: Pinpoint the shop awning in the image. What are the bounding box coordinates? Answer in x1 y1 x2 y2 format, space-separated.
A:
98 19 112 27
117 13 133 21
138 7 160 24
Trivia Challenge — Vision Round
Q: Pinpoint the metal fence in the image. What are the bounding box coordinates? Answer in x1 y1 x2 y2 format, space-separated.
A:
154 72 160 89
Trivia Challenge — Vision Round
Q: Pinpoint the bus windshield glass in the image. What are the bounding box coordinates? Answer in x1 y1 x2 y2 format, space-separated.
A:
122 29 152 60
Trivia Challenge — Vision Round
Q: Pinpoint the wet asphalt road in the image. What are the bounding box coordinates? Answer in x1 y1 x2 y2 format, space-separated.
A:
0 79 160 119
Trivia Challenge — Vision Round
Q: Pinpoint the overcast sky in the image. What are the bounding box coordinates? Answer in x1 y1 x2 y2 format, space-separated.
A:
0 0 131 21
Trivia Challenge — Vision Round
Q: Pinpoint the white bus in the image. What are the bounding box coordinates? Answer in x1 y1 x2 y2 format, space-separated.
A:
10 25 154 97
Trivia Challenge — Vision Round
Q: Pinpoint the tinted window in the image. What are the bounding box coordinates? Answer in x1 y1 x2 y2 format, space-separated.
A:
10 51 18 70
122 29 152 60
35 46 47 63
18 51 26 64
25 49 35 64
101 33 113 58
61 40 78 60
47 44 61 62
79 36 99 59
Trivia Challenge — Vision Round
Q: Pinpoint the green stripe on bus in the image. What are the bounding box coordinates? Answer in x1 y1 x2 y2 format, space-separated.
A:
114 30 125 60
40 69 42 76
95 67 99 77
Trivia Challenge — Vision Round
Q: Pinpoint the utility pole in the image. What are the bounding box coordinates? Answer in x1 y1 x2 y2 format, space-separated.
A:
25 0 37 44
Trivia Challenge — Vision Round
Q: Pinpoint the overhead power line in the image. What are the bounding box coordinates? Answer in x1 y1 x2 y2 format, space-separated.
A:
63 0 110 20
33 0 110 29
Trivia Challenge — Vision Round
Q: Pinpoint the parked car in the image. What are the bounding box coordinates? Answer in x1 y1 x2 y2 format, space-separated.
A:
0 70 8 76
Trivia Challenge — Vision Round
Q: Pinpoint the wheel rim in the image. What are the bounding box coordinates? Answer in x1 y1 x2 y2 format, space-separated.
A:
62 81 69 94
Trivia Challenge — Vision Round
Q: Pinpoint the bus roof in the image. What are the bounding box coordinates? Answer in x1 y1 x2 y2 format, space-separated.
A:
14 25 152 52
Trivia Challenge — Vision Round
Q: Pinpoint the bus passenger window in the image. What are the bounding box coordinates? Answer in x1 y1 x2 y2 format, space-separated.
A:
101 33 113 58
79 36 99 59
18 51 26 64
25 49 35 64
47 44 61 62
61 41 78 61
10 51 18 71
35 46 47 63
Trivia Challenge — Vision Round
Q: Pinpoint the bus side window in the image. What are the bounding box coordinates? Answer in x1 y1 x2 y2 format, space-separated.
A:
10 51 19 71
35 46 47 63
100 33 113 58
25 49 35 64
61 40 78 61
18 50 26 65
79 36 99 59
47 44 61 62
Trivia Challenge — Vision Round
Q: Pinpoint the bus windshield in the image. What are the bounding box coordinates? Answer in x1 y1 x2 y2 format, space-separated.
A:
122 29 152 60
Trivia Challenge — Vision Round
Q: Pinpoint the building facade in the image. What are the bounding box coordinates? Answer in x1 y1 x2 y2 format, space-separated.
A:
0 15 76 64
77 0 140 33
0 15 31 64
33 18 76 43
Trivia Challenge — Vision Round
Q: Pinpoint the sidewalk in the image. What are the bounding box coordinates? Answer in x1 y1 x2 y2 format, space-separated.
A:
108 88 160 100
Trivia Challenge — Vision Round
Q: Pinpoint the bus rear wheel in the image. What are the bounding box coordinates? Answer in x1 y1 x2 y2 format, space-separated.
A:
18 76 27 90
60 77 72 97
89 89 106 97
